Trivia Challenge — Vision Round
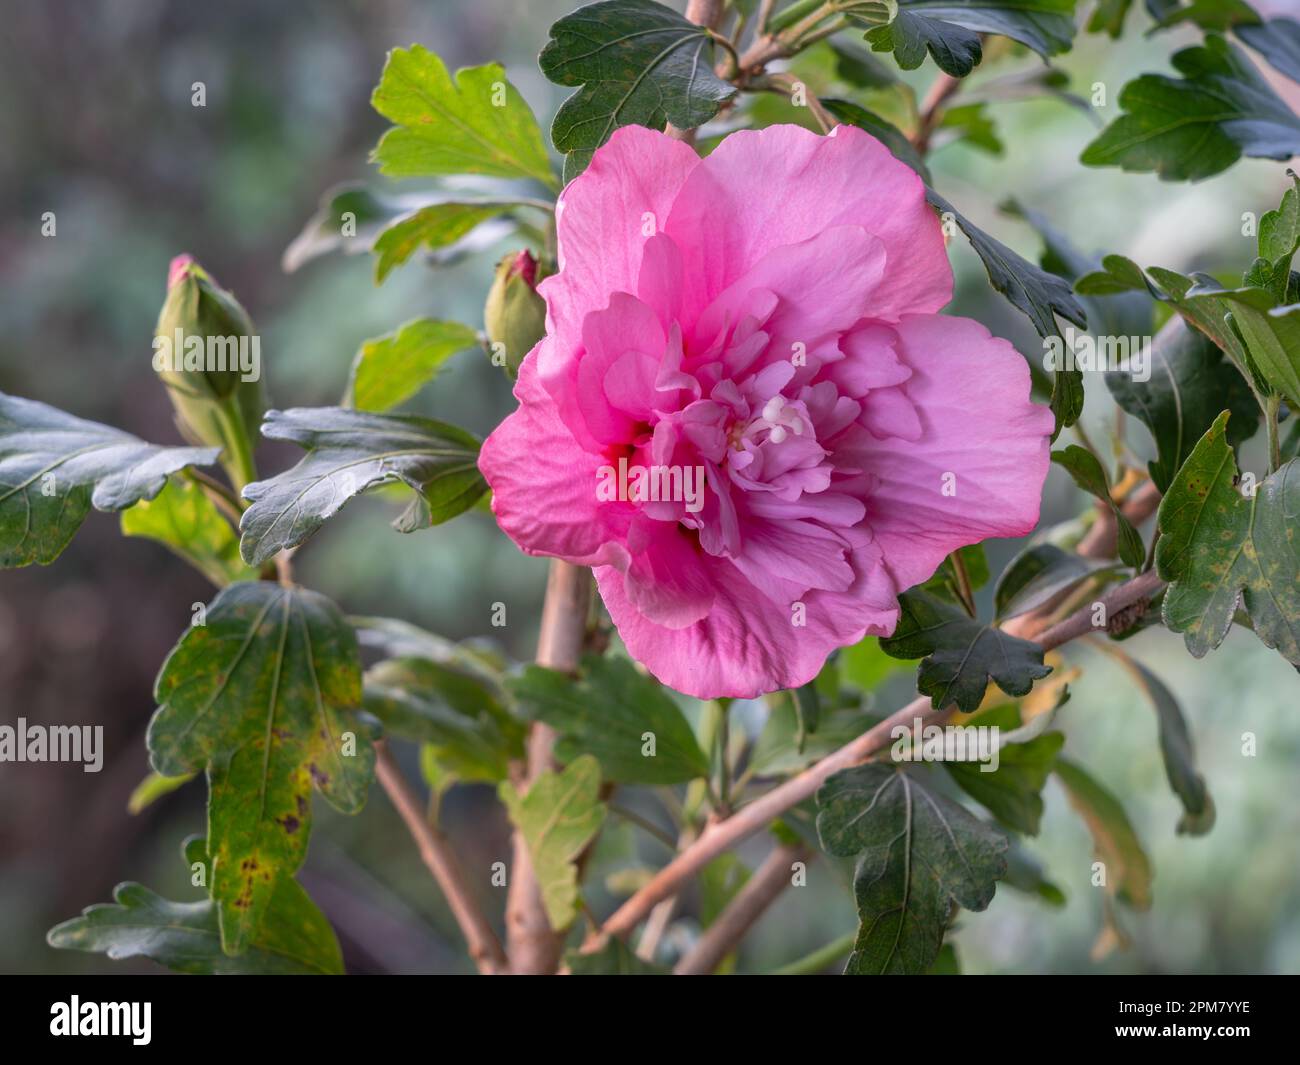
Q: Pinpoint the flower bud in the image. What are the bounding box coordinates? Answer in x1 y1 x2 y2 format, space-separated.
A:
153 255 265 488
484 250 548 377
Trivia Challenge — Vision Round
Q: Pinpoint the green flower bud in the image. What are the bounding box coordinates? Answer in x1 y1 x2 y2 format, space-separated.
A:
152 255 265 489
484 250 548 377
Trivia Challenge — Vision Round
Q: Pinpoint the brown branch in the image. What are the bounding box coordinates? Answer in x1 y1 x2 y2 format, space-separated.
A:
373 742 508 975
505 559 593 974
587 567 1165 949
674 842 810 974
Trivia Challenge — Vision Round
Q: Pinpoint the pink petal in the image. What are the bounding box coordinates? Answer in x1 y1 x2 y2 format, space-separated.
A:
479 348 629 567
664 124 951 324
848 313 1054 592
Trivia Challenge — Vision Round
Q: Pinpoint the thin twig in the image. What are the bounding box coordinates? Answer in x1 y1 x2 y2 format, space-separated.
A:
674 842 810 974
911 71 963 153
373 742 509 975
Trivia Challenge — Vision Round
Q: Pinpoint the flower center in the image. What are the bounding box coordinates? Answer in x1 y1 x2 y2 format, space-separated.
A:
729 395 807 449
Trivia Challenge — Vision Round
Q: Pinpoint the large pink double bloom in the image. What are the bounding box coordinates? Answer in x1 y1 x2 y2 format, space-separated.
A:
480 124 1052 698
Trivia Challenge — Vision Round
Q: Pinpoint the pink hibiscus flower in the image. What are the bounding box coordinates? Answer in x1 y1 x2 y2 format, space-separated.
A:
480 124 1053 699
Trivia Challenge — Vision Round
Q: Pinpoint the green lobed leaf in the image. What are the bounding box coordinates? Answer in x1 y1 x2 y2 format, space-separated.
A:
880 590 1052 712
539 0 737 181
1050 446 1146 569
499 754 607 930
147 582 374 954
371 46 556 188
0 392 219 568
994 542 1123 620
1254 170 1300 301
362 656 523 783
866 7 982 78
1155 411 1300 666
1081 35 1300 182
120 475 255 587
507 656 709 785
1055 758 1153 909
866 0 1077 78
348 318 479 413
48 837 343 974
239 407 486 565
1107 319 1259 493
816 763 1008 974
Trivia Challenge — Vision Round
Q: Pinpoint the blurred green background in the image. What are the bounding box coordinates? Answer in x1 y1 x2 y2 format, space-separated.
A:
1 0 1296 975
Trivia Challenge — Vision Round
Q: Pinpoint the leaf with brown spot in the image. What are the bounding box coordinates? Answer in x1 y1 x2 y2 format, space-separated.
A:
1155 410 1300 665
147 582 374 954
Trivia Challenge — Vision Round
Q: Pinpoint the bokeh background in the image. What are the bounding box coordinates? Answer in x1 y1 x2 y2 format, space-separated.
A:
1 0 1297 975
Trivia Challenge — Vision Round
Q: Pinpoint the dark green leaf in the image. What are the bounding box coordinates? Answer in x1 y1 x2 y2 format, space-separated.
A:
816 763 1008 974
348 319 479 413
47 839 343 975
995 542 1123 620
0 392 219 568
1055 758 1153 909
1155 411 1300 665
880 590 1052 712
1082 36 1300 181
539 0 736 180
120 475 255 587
371 46 556 188
1107 320 1259 492
866 8 983 78
239 407 486 565
147 582 373 953
499 754 606 929
867 0 1077 78
363 657 523 782
946 705 1064 835
508 656 709 785
1051 446 1146 568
